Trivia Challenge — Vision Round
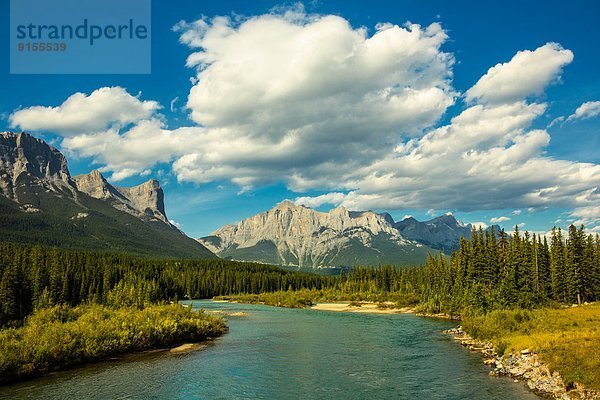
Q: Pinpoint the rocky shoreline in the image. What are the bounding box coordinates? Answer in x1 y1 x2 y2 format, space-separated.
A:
443 326 599 399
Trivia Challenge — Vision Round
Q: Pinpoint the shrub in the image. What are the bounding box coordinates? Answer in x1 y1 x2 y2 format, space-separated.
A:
0 304 227 384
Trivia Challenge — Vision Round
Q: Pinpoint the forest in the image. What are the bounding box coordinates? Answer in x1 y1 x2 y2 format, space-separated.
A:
221 225 600 314
0 243 335 326
2 224 598 327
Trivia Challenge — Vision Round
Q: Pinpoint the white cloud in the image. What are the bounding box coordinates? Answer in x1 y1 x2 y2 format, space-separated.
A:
469 221 488 230
465 43 573 105
295 44 599 213
170 96 179 112
60 118 209 181
512 209 522 215
169 9 455 186
401 214 413 221
566 101 600 122
517 222 526 227
569 206 600 228
294 192 346 208
10 87 160 136
7 10 600 220
490 216 511 223
169 219 183 228
547 116 564 128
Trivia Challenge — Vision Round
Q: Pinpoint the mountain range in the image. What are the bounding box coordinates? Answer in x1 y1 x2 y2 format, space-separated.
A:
0 131 215 259
1 131 499 268
199 201 498 269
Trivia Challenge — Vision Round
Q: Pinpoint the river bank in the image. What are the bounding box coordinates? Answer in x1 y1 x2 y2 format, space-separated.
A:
444 324 600 399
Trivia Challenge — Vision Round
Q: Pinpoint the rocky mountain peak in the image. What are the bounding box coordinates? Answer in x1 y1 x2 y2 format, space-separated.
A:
0 131 75 200
73 170 121 201
427 213 459 226
115 179 167 222
74 170 169 224
199 201 423 268
274 199 298 209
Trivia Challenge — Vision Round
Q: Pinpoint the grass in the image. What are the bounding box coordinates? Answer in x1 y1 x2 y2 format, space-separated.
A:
0 304 227 384
461 303 600 390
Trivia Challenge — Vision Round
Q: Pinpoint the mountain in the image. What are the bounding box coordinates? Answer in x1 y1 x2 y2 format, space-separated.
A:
74 169 170 225
0 131 216 259
198 200 437 269
394 213 501 253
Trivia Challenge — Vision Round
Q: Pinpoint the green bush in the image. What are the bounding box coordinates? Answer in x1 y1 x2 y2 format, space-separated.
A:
0 304 227 384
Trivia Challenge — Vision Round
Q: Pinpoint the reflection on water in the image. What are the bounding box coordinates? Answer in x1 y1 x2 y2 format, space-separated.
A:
0 301 540 400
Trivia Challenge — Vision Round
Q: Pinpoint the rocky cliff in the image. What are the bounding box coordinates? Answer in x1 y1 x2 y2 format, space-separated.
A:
0 131 76 203
74 170 169 224
199 200 433 268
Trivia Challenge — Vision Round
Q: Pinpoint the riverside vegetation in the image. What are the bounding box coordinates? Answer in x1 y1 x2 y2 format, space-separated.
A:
0 224 598 390
462 305 600 391
0 304 226 384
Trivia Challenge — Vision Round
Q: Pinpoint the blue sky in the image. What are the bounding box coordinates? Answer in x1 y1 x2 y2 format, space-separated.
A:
1 0 599 237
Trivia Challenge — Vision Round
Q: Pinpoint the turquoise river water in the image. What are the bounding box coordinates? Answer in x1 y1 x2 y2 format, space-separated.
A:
0 300 540 399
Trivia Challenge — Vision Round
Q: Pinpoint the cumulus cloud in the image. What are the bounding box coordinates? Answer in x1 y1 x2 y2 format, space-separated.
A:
170 8 455 186
62 120 207 181
10 87 160 136
491 216 511 223
566 101 600 122
294 43 599 213
294 192 346 208
465 43 573 105
8 9 600 219
569 206 600 228
469 222 488 230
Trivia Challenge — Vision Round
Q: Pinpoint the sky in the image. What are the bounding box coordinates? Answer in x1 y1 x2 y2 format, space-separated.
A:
1 0 599 237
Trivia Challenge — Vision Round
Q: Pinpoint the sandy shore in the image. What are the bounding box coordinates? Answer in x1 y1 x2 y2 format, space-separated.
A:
168 343 208 354
310 302 414 314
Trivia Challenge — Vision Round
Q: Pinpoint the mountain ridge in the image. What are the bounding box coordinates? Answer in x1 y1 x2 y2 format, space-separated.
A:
199 201 502 268
199 200 432 268
0 131 215 259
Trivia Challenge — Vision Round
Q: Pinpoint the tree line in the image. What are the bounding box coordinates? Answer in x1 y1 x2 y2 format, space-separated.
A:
0 244 335 326
335 225 600 314
1 224 598 325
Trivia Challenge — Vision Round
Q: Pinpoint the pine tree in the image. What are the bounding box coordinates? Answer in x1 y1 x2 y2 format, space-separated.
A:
538 236 551 297
566 225 585 304
550 227 567 302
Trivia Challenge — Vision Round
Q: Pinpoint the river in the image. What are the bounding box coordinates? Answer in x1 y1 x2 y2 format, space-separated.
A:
0 300 539 399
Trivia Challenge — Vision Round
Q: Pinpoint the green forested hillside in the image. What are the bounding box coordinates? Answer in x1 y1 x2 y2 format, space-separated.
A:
0 191 215 259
